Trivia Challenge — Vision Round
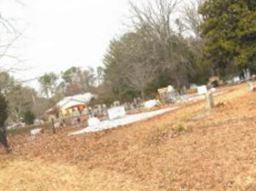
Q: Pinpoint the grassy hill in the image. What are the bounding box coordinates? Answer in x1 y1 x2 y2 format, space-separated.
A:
1 84 256 191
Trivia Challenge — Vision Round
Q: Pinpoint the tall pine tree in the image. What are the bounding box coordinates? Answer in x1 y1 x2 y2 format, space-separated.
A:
200 0 256 76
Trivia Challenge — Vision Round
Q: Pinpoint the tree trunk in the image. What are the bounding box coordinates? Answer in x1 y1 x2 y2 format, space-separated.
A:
0 127 11 153
141 89 145 101
51 119 56 134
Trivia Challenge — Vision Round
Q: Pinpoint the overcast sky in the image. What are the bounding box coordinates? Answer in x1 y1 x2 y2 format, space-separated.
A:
0 0 191 88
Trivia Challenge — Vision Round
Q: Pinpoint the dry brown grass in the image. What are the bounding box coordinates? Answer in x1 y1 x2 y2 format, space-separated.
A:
0 159 147 191
1 83 256 190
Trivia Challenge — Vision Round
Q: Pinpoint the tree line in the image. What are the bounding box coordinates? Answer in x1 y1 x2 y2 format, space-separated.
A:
102 0 256 102
1 0 255 123
37 0 256 104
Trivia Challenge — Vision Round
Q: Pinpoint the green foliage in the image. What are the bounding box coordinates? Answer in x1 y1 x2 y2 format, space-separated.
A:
199 0 256 76
6 85 37 122
61 67 78 83
0 72 15 94
38 72 58 98
22 110 35 125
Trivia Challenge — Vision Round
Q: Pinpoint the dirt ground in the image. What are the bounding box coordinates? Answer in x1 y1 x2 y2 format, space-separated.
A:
1 83 256 191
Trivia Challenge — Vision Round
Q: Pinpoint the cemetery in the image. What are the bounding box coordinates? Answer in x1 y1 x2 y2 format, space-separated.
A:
32 82 223 136
5 81 239 139
2 83 256 190
0 0 255 190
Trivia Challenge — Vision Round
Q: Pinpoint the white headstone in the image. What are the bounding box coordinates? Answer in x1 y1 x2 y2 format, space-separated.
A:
88 117 101 127
143 100 160 109
107 106 126 120
248 82 254 92
233 76 240 83
30 128 42 136
167 85 175 92
197 85 208 95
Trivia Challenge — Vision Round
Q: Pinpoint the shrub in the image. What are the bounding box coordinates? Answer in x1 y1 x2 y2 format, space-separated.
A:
23 110 35 125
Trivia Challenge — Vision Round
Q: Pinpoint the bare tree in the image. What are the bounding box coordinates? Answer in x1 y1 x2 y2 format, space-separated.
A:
129 0 180 71
102 0 208 102
0 0 23 153
0 1 24 72
125 61 157 100
182 0 204 38
128 0 198 88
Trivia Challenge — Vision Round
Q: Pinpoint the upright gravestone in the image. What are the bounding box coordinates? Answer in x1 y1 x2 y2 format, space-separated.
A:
206 92 214 109
198 85 214 109
248 81 254 92
88 117 101 127
107 106 126 120
197 85 208 95
102 104 107 116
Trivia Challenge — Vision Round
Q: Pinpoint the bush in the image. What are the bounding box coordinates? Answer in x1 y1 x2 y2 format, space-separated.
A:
23 110 35 125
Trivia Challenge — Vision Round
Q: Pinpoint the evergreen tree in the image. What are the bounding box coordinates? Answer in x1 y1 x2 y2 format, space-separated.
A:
23 110 35 125
200 0 256 76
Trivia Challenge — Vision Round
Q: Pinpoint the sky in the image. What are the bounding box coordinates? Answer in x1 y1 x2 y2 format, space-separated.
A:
0 0 192 88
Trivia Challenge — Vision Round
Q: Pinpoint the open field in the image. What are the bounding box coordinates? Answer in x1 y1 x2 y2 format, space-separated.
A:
1 84 256 190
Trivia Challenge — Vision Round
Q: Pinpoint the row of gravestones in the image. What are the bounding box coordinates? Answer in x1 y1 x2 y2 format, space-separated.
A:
88 97 143 118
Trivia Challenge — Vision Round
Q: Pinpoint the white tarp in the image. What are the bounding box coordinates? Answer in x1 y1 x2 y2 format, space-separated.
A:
197 85 208 95
107 106 126 120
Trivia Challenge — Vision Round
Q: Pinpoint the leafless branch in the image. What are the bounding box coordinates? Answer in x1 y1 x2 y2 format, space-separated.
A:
182 0 204 37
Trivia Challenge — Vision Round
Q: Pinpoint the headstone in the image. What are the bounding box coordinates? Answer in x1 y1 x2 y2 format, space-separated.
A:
167 85 175 92
114 101 120 107
54 121 61 128
30 128 42 136
97 105 103 115
88 107 93 117
210 88 217 93
107 106 126 120
197 85 208 95
248 81 254 92
206 92 214 109
124 103 129 111
233 76 240 83
143 100 160 109
34 119 44 126
88 117 101 127
244 68 251 80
